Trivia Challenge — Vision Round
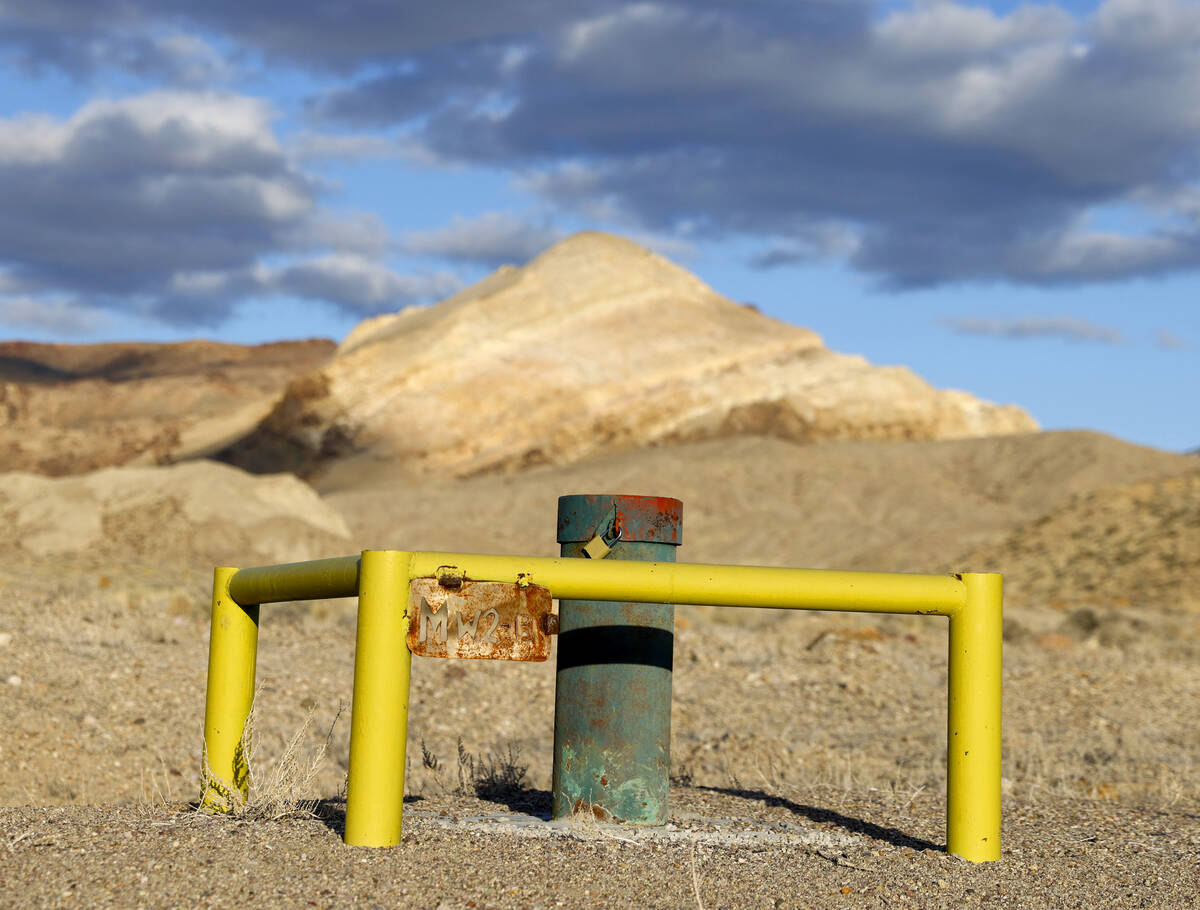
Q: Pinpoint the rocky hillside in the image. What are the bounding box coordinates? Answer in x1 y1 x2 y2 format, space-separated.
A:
0 339 334 475
958 468 1200 611
223 233 1036 478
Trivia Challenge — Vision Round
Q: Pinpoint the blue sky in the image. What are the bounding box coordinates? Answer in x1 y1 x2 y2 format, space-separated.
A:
0 1 1196 451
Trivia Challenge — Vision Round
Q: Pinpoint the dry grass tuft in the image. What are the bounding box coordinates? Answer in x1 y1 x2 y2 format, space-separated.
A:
420 738 529 799
200 698 343 822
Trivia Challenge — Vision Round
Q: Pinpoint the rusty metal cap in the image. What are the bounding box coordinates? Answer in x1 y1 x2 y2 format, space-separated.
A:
556 494 683 545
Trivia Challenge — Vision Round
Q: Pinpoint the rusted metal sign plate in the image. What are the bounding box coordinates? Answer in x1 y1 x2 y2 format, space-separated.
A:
407 578 553 662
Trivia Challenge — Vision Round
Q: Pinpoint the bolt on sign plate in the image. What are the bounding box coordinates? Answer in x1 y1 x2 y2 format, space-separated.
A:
407 578 554 662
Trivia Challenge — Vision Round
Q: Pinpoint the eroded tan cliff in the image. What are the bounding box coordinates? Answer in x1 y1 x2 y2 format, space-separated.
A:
225 233 1036 477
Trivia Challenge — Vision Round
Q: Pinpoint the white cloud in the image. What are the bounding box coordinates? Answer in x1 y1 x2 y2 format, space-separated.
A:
1032 229 1190 282
365 0 1200 287
874 2 1073 58
63 91 283 168
0 296 111 335
8 1 1200 296
0 90 428 326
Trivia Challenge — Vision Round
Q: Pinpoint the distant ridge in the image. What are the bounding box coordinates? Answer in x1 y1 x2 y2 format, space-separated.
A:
958 467 1200 611
223 232 1037 477
0 339 334 475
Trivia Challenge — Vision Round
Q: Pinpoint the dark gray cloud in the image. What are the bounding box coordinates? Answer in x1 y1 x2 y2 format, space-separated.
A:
941 316 1125 344
319 0 1200 288
402 213 565 267
307 44 528 125
270 255 462 310
0 4 231 84
0 1 602 76
0 91 456 329
6 1 1200 292
0 92 305 316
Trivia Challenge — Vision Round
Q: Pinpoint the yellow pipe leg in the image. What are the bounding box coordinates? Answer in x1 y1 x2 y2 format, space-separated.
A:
201 566 260 812
345 550 412 847
946 573 1003 861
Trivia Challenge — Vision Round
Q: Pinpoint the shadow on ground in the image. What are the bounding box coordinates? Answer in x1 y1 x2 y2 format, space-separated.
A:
700 786 941 852
474 784 941 852
475 787 553 819
314 795 425 838
316 785 941 852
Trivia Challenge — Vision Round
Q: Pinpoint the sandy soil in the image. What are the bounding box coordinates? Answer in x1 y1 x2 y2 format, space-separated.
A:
2 791 1196 909
1 430 1197 907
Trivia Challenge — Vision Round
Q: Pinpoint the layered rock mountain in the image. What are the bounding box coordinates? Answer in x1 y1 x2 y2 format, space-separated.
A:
224 233 1036 477
0 339 334 475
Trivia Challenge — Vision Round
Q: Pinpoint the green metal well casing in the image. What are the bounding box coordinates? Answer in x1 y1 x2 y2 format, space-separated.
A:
551 494 682 823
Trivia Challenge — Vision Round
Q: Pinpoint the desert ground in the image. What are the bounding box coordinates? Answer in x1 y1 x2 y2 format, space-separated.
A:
0 248 1195 907
1 425 1197 908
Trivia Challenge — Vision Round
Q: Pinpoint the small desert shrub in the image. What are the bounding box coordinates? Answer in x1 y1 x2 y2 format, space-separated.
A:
200 700 342 821
421 737 529 799
470 742 529 799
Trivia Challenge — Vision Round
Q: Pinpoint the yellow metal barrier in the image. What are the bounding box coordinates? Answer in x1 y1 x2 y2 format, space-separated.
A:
202 550 1002 862
201 566 259 810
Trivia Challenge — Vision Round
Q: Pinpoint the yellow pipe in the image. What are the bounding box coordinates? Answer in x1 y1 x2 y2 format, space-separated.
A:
409 552 967 616
229 555 359 605
344 550 412 847
216 550 1000 858
224 552 965 616
946 573 1003 862
201 566 260 811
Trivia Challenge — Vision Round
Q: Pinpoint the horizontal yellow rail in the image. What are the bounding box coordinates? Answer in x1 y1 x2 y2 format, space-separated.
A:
229 555 360 605
228 551 967 616
205 550 1000 862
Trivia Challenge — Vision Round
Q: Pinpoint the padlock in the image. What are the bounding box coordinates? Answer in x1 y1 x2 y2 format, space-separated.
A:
581 505 621 559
